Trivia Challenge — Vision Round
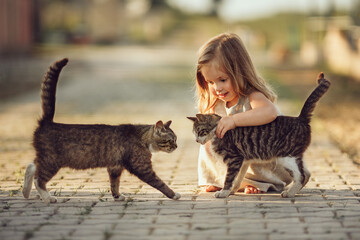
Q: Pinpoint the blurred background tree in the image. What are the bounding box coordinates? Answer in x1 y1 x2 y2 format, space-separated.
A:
1 0 359 77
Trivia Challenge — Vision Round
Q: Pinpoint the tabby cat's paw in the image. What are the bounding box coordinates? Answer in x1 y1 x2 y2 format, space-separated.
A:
280 190 295 198
43 196 57 204
214 190 231 198
172 192 181 200
22 188 31 199
113 194 126 201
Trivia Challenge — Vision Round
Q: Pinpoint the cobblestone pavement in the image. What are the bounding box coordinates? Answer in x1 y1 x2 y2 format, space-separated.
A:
1 47 360 240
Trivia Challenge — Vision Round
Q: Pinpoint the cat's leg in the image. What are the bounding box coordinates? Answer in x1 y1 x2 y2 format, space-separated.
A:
135 169 181 200
215 158 243 198
279 157 304 198
301 163 311 189
127 157 180 200
107 166 126 201
22 163 36 198
34 164 59 203
230 162 249 194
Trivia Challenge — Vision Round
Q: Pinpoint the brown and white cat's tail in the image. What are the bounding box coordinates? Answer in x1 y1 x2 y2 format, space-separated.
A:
298 72 331 124
40 58 68 123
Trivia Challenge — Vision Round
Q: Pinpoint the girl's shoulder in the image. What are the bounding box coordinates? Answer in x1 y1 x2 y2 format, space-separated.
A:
248 91 276 107
214 96 252 116
248 91 281 115
248 91 268 101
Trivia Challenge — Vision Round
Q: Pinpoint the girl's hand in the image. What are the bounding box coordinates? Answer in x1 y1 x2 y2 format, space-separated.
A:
216 116 236 139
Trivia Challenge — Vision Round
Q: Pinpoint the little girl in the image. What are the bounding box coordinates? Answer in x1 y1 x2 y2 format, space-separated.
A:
195 33 301 194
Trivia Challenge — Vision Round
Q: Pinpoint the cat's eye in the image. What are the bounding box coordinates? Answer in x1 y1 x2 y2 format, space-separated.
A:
199 130 208 137
160 139 175 145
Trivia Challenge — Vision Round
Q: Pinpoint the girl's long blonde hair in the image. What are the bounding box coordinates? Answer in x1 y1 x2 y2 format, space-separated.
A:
196 33 277 113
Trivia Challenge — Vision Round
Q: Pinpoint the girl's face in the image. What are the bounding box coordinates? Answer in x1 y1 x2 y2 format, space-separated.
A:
201 59 239 108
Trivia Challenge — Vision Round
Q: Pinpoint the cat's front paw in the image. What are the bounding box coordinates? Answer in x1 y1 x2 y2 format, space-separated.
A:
281 190 295 198
172 192 181 200
43 196 57 204
214 190 231 198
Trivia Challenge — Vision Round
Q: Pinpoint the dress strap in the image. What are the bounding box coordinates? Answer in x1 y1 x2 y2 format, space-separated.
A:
226 97 250 115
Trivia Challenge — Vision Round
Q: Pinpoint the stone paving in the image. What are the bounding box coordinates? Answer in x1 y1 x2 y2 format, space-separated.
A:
1 47 360 240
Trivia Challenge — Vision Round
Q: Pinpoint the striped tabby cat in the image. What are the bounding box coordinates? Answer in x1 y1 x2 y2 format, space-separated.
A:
188 73 330 198
22 58 180 203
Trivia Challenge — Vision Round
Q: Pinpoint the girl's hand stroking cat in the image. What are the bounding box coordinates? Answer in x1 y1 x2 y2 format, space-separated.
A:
215 116 236 139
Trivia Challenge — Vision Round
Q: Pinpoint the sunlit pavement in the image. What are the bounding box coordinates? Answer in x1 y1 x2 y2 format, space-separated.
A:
1 47 359 240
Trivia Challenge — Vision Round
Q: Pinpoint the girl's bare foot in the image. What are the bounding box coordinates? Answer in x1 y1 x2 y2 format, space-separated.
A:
205 185 222 192
244 185 263 194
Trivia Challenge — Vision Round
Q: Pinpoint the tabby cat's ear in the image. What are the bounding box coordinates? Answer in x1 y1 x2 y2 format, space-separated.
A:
187 117 197 122
318 72 324 80
196 114 206 121
155 121 164 129
164 120 172 128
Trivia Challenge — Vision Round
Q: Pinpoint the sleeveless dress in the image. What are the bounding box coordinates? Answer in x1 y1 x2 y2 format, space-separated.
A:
198 97 297 192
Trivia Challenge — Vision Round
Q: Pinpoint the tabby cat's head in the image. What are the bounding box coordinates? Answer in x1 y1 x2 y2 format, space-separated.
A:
150 120 177 153
187 114 221 145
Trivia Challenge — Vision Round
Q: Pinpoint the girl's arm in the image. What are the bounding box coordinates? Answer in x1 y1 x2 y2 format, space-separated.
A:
216 91 278 139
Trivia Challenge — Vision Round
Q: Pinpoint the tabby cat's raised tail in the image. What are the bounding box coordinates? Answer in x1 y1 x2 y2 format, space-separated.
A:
40 58 68 123
298 72 331 124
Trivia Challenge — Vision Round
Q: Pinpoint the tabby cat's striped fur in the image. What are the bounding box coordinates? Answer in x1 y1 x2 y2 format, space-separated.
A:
188 73 330 198
22 58 180 203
